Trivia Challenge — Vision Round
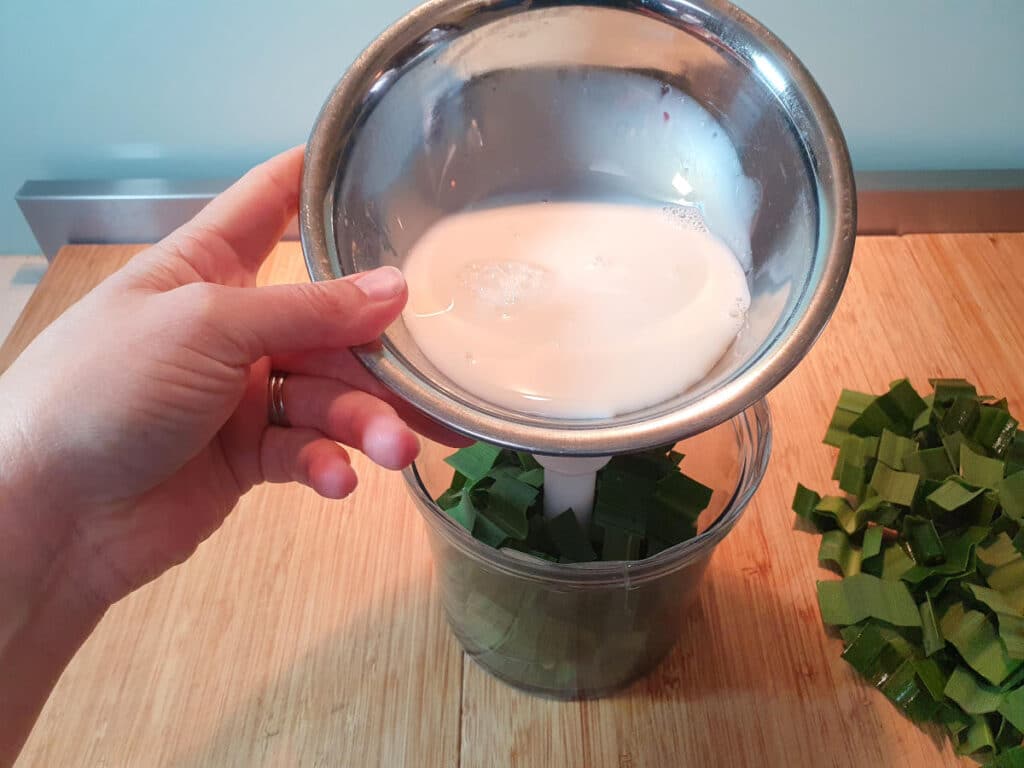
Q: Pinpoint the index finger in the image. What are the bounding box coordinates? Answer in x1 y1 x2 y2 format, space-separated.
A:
156 146 305 285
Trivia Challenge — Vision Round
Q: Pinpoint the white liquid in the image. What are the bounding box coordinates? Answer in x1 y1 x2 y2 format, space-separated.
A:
402 200 751 420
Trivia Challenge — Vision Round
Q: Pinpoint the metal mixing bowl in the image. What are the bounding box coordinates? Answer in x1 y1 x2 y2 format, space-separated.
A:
300 0 856 456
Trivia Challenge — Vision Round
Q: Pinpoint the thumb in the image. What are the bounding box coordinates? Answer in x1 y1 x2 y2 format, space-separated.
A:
189 266 408 364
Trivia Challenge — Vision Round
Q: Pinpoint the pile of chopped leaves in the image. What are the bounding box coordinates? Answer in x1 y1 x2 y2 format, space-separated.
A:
794 378 1024 764
436 442 713 562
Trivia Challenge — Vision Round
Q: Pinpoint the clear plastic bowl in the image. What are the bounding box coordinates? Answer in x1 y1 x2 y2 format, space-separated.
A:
403 400 772 699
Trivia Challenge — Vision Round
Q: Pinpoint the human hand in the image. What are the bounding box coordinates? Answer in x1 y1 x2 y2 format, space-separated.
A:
0 146 464 608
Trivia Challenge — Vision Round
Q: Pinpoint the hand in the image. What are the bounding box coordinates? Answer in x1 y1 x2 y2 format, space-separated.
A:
0 146 463 608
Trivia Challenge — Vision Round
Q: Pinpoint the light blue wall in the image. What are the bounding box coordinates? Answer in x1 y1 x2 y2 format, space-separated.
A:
1 0 1022 254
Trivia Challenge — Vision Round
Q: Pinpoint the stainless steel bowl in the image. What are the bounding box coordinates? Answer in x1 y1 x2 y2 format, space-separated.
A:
300 0 855 456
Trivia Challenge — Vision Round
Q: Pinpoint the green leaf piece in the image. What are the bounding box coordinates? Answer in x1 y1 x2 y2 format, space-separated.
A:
942 395 981 437
862 526 884 560
902 515 944 566
447 493 478 531
901 447 955 481
999 688 1024 733
473 513 509 547
545 510 596 563
818 530 863 577
1000 472 1024 522
654 471 713 516
480 475 537 540
792 483 821 520
979 534 1024 614
926 480 986 520
961 443 1006 489
444 442 502 481
877 429 916 470
944 665 1004 714
817 573 921 628
517 468 545 488
869 462 920 507
974 406 1020 457
956 715 997 757
813 495 867 535
941 602 1023 686
920 595 944 656
600 526 642 561
592 467 649 537
930 378 979 406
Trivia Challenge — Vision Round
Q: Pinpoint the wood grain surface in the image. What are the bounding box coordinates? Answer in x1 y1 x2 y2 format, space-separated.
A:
4 235 1023 767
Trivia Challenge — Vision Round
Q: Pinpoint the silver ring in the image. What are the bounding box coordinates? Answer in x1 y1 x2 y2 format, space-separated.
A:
268 371 290 427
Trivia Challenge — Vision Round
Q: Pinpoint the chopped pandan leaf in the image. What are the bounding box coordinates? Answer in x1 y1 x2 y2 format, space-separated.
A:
913 394 935 433
817 573 921 627
517 468 545 488
941 395 981 437
514 451 541 471
1001 472 1024 522
818 530 864 577
478 474 537 540
1007 431 1024 476
920 595 944 656
902 516 944 566
840 622 942 722
446 493 478 531
601 526 643 561
956 715 996 757
545 510 596 563
592 467 649 537
901 447 954 480
862 542 915 581
877 429 916 470
862 525 884 560
961 443 1006 489
849 379 928 438
990 745 1024 767
974 406 1020 457
930 378 979 406
944 665 1004 714
445 442 502 481
654 471 713 516
941 601 1023 686
646 500 697 548
999 688 1024 733
791 483 821 521
869 462 920 507
858 496 902 529
813 495 868 535
977 535 1024 614
926 480 987 522
901 527 988 592
473 513 509 548
824 389 874 446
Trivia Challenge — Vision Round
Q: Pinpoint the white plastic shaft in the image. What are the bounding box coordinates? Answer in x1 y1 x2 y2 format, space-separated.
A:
532 455 612 528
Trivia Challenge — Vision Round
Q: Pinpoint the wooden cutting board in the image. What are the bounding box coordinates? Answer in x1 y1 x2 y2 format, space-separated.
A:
4 235 1024 767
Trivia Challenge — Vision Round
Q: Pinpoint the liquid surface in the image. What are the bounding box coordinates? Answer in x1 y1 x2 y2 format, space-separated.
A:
401 200 750 420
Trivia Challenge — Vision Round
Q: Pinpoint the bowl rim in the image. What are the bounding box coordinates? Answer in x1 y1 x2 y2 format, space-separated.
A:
402 398 772 587
300 0 855 455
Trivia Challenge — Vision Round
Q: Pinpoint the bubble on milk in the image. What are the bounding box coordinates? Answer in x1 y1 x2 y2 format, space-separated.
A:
459 260 549 309
729 293 750 319
660 203 708 233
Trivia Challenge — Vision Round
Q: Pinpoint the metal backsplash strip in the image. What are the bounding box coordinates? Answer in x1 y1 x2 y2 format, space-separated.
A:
16 171 1024 260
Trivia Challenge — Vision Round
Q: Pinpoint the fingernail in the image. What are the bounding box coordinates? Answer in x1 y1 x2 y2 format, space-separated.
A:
354 266 405 301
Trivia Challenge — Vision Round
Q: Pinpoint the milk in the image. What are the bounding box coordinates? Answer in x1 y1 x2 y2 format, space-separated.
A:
402 200 750 420
402 199 751 527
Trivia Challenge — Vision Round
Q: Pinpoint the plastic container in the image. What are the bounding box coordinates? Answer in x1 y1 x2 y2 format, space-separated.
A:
403 400 772 699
